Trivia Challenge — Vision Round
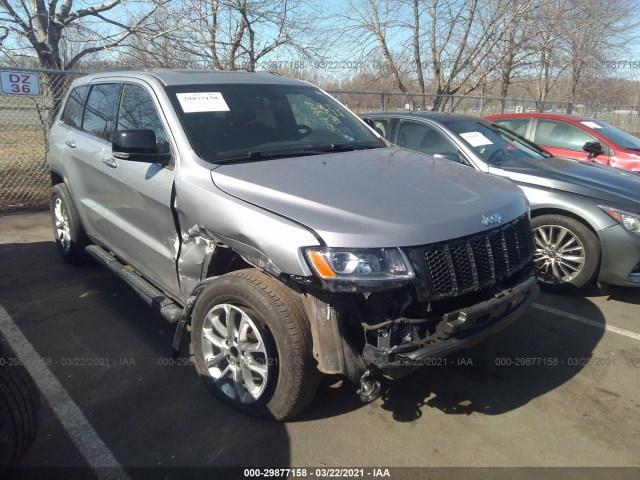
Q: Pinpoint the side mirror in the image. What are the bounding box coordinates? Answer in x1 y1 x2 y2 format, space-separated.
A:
433 152 467 165
112 129 171 164
362 117 376 129
583 141 604 157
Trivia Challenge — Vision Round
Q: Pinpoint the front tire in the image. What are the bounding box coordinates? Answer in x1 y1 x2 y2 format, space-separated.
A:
191 269 320 420
50 184 89 265
531 215 600 292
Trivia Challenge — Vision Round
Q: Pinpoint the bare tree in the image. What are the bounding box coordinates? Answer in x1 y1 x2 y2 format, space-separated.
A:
338 0 536 109
125 0 313 71
346 0 409 93
421 0 536 110
562 0 639 112
0 0 161 70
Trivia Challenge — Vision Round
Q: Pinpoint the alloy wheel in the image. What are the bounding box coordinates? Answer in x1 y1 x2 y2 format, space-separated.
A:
200 303 271 404
533 224 586 284
54 197 71 253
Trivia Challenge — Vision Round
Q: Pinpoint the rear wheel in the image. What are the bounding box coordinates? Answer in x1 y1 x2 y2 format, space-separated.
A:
191 269 320 420
531 214 600 292
50 184 89 265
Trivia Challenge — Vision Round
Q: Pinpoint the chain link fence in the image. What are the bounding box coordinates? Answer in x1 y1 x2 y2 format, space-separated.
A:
331 91 640 136
0 68 85 214
2 67 640 214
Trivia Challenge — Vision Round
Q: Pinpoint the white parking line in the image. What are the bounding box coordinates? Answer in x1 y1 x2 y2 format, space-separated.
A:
532 303 640 341
0 304 131 480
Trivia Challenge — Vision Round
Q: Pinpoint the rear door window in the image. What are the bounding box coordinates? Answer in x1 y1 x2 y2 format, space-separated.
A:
60 85 88 129
82 83 121 142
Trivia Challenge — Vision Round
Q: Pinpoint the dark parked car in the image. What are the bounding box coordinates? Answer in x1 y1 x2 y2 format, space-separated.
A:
363 111 640 291
486 113 640 172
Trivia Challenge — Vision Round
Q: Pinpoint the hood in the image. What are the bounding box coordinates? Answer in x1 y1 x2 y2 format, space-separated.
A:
210 147 527 248
491 156 640 208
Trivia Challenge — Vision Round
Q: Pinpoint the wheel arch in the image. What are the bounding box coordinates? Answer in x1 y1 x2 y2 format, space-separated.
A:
530 207 603 290
50 170 64 186
530 207 601 240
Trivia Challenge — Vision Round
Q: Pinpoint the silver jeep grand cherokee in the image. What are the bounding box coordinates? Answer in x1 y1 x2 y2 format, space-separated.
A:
47 69 538 420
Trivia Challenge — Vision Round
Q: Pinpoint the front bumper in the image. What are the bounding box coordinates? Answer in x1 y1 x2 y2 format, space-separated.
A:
597 224 640 287
363 275 539 370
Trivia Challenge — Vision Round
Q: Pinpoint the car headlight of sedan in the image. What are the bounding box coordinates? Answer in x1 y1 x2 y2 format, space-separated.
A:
304 247 415 292
600 206 640 235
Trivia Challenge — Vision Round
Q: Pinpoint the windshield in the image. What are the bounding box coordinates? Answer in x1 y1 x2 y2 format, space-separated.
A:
165 83 384 162
447 120 549 165
578 120 640 151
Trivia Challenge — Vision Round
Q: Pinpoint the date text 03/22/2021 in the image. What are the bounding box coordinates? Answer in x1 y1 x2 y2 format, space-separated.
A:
244 468 391 478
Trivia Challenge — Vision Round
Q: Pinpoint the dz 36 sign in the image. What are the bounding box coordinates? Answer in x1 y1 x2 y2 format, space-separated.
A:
0 71 41 96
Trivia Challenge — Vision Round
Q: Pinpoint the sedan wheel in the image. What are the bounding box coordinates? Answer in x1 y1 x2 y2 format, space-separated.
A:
533 225 585 283
531 215 600 292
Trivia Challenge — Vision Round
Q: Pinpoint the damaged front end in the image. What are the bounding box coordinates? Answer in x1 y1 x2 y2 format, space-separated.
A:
297 213 539 399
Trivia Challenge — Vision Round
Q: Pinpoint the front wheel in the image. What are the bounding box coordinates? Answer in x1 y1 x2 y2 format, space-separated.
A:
191 269 320 420
531 215 600 292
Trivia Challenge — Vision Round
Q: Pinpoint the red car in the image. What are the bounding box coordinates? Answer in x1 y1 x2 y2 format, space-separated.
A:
486 113 640 172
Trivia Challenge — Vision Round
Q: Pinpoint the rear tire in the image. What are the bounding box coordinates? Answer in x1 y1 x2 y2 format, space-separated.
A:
191 269 321 421
0 341 41 474
51 184 89 265
531 214 600 292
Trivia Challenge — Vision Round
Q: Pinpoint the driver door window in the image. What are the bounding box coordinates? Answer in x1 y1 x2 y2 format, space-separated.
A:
534 120 596 151
396 120 457 155
117 84 170 154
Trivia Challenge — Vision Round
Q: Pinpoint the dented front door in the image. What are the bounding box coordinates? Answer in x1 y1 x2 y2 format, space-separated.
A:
99 82 182 299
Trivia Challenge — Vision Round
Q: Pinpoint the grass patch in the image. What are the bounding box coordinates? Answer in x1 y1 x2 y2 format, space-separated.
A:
0 123 50 211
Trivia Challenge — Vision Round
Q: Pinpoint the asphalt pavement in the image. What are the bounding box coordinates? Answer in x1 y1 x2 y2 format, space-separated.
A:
0 212 639 480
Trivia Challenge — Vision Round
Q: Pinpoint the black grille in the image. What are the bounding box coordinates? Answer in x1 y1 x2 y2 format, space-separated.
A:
422 214 534 299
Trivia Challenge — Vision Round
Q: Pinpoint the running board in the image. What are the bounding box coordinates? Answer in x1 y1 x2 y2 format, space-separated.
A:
85 245 183 324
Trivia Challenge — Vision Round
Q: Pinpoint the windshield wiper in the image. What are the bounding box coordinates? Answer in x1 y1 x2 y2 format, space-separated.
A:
307 142 382 152
212 142 382 164
214 149 326 164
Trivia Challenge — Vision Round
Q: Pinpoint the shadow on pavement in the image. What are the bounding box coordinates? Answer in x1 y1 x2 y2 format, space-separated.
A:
0 241 608 435
582 283 640 305
380 295 605 422
0 241 291 469
300 289 606 423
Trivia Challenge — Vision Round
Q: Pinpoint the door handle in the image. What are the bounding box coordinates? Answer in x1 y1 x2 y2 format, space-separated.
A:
102 157 118 169
65 139 76 148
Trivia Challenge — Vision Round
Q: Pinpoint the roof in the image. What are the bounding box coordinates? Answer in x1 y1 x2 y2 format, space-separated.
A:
76 68 312 87
363 110 489 124
486 112 595 123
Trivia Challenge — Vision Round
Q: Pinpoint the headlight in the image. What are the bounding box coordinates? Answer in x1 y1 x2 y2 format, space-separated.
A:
304 247 415 292
600 206 640 235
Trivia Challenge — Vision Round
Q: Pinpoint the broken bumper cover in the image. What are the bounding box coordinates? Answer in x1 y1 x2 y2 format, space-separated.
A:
363 275 539 370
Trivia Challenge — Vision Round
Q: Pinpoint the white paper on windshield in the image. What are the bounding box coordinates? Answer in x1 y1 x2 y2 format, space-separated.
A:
176 92 230 113
581 121 602 129
460 131 493 147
